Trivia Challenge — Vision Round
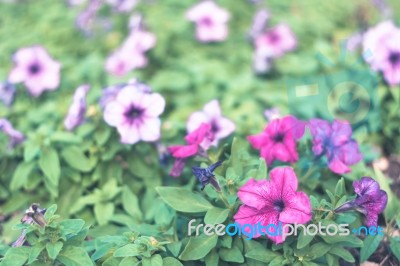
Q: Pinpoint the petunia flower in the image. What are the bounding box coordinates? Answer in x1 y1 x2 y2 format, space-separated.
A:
64 85 91 131
192 161 222 191
168 123 214 177
234 167 312 244
0 118 24 147
187 100 235 146
8 46 61 97
254 24 297 58
0 82 16 106
106 0 138 12
103 83 165 144
248 115 305 165
186 1 230 42
309 119 362 174
335 177 387 227
247 9 270 41
363 21 400 86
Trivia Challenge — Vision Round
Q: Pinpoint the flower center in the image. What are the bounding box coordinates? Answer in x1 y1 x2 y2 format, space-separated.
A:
388 52 400 65
211 121 219 133
273 133 284 142
268 31 280 44
201 17 213 27
273 200 285 212
28 63 41 75
125 106 143 120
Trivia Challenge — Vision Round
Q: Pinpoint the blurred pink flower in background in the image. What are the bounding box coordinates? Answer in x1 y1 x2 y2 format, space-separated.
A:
64 85 91 131
103 83 165 144
248 115 305 165
187 100 235 146
234 167 312 244
264 107 280 121
168 123 214 177
106 0 138 12
0 119 24 147
0 82 16 106
186 1 230 42
363 21 400 86
8 46 61 97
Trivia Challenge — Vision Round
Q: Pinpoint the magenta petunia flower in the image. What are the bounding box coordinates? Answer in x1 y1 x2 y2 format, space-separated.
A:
254 24 297 58
103 83 165 144
234 167 312 244
309 119 362 174
187 100 235 146
335 177 387 227
186 1 230 43
8 46 61 97
64 85 91 131
248 115 305 165
0 82 16 106
0 119 24 147
168 123 214 177
363 21 400 86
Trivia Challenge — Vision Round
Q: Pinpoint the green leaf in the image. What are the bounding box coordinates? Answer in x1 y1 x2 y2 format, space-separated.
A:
320 233 363 247
39 147 60 186
44 204 58 220
360 234 383 262
119 257 139 266
0 247 30 266
24 141 40 162
245 247 278 263
46 241 63 260
122 186 142 220
219 246 244 263
57 246 93 266
10 161 35 191
60 219 85 235
179 234 218 261
334 178 346 196
297 230 314 249
142 254 162 266
204 207 229 224
61 146 93 172
166 241 182 257
308 242 330 259
162 257 183 266
156 187 213 213
50 132 82 144
114 244 141 257
255 158 267 179
94 126 111 146
28 243 45 264
94 202 114 225
329 246 355 263
204 249 219 266
389 237 400 262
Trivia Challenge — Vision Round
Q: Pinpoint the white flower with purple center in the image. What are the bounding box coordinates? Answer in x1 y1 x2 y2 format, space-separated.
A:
186 1 230 43
8 46 61 97
187 100 235 146
103 83 165 144
64 85 91 131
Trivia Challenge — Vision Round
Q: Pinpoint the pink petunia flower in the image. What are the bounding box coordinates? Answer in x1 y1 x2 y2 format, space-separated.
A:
168 123 214 177
187 100 235 146
0 118 24 147
8 46 61 97
106 0 138 12
248 115 305 165
234 167 312 244
186 1 230 42
254 24 297 58
309 119 362 174
103 83 165 144
64 85 91 131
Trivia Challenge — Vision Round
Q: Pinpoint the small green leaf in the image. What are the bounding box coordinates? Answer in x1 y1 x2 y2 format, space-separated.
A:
60 219 85 235
94 126 111 146
255 158 267 179
0 246 30 266
204 249 219 266
46 241 63 260
329 246 355 263
389 237 400 262
114 244 141 257
142 254 162 266
44 204 58 220
334 178 346 196
308 242 330 259
179 234 218 261
28 243 45 264
162 257 183 266
156 187 213 213
297 230 314 249
122 186 142 220
57 246 93 266
94 202 114 225
360 234 383 262
204 207 229 224
119 257 139 266
10 161 35 191
39 147 60 186
245 247 278 263
219 246 244 263
61 146 93 172
24 142 40 162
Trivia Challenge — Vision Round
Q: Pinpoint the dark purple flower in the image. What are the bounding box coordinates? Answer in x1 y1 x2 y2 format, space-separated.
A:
335 177 388 227
192 161 222 191
0 82 16 106
309 119 362 174
0 119 24 147
64 85 90 131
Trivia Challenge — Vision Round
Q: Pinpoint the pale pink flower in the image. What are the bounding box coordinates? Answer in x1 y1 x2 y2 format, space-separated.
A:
8 46 61 97
186 1 230 42
234 167 312 244
103 83 165 144
255 24 297 58
187 100 235 146
64 85 90 131
106 0 138 12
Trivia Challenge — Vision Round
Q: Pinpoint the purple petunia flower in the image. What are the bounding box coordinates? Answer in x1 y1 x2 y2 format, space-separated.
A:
0 82 16 106
8 46 61 97
335 177 388 227
186 1 230 43
103 82 165 144
187 100 235 147
363 21 400 86
64 85 91 131
0 119 24 147
247 9 270 41
309 119 362 174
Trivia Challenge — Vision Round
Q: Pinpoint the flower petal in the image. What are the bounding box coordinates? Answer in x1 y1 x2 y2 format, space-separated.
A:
104 102 125 126
142 93 166 117
269 167 298 193
237 179 271 210
138 118 161 141
279 191 312 224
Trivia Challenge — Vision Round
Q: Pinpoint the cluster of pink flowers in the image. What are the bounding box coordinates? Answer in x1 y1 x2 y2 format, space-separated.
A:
363 21 400 86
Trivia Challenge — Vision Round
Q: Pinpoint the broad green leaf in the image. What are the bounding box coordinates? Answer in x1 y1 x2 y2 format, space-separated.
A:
204 249 219 266
60 219 85 235
245 246 278 263
308 242 330 259
114 244 141 257
162 257 183 266
156 187 213 213
24 141 40 162
50 132 82 144
122 186 142 220
119 257 139 266
44 204 58 220
142 254 162 266
10 161 35 191
94 202 114 225
61 146 93 172
46 241 63 260
360 234 383 262
320 233 363 247
204 207 229 224
39 147 60 186
329 246 355 263
94 126 111 146
179 234 218 261
102 256 121 266
389 237 400 262
0 247 30 266
167 242 182 257
297 231 314 249
57 246 93 266
28 243 45 264
219 246 244 263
